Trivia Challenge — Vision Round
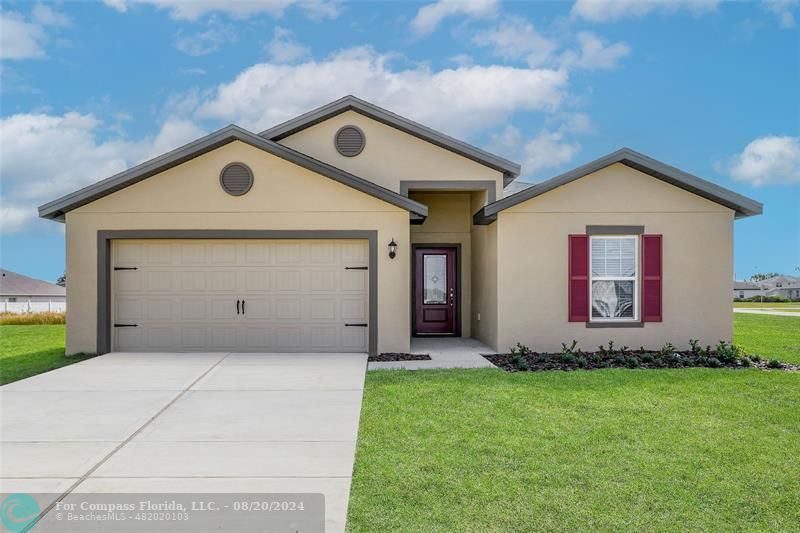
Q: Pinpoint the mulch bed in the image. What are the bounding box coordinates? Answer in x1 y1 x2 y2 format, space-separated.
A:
369 353 432 362
484 347 798 373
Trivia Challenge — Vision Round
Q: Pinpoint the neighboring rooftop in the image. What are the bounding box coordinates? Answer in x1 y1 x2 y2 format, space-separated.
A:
734 281 761 290
0 269 65 297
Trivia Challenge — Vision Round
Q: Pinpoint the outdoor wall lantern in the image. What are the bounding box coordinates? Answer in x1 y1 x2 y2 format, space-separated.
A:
388 239 398 259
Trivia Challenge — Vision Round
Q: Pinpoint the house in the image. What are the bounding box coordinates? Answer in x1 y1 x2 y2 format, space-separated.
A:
758 276 800 300
0 269 66 313
38 96 762 355
733 281 762 300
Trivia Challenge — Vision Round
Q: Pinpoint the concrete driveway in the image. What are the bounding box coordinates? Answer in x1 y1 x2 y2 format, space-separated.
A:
0 352 368 532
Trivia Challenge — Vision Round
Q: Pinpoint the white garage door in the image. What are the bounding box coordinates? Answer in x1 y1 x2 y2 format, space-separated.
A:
112 239 369 352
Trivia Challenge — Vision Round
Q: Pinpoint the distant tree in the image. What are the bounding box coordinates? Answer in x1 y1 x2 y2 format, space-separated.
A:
749 272 780 282
56 271 66 287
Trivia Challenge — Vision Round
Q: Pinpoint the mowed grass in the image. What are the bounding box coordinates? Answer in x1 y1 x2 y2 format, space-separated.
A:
0 325 95 385
348 369 800 532
734 313 800 364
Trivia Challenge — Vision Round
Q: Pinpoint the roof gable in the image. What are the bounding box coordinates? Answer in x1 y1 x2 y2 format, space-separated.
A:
0 269 65 296
38 125 427 221
474 148 762 224
259 95 521 186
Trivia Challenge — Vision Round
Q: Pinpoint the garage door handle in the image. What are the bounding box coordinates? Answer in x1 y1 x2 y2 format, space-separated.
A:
236 299 240 315
345 323 368 327
242 299 246 315
345 266 368 270
114 323 137 327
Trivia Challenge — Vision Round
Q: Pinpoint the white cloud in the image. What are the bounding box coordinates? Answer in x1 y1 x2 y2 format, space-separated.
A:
472 19 628 70
195 46 568 135
472 17 557 67
521 129 582 175
0 13 46 60
103 0 341 21
266 27 311 63
560 32 630 70
411 0 499 35
763 0 798 28
31 4 72 27
571 0 719 23
490 115 591 178
728 136 800 186
175 18 237 56
0 6 71 60
0 112 205 233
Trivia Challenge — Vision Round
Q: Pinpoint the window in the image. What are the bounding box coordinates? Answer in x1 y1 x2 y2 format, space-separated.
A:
8 297 16 302
423 254 447 304
590 235 638 321
739 291 745 298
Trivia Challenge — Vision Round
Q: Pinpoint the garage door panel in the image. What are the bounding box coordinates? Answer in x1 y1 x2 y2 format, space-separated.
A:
341 271 367 291
179 271 207 291
244 271 270 291
342 327 367 351
112 239 368 353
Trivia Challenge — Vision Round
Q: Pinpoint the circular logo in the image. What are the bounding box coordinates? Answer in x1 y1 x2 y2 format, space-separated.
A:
1 493 40 533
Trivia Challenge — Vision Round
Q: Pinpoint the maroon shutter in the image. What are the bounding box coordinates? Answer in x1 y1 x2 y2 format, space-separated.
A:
568 235 589 322
641 234 662 322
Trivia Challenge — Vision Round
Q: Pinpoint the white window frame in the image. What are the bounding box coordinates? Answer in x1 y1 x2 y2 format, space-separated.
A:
589 235 639 322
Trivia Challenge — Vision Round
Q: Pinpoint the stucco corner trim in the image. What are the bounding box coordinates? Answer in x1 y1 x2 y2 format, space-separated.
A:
96 230 379 356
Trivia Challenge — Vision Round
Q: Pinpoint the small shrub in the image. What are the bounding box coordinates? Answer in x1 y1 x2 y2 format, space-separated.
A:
750 354 762 362
614 354 627 366
560 353 577 366
0 312 66 325
510 343 531 358
626 356 640 368
641 353 654 365
576 356 588 369
705 357 722 368
689 339 701 355
561 340 579 357
512 355 529 371
714 341 742 363
658 342 675 358
740 357 752 367
767 359 783 369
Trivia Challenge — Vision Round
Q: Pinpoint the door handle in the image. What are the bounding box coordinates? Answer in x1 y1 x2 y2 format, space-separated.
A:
242 299 246 315
236 299 240 315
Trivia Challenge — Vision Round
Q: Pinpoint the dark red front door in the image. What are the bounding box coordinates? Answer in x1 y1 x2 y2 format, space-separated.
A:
414 247 457 335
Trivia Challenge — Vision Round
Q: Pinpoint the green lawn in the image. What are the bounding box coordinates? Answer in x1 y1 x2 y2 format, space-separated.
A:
348 369 800 532
0 325 95 385
734 314 800 364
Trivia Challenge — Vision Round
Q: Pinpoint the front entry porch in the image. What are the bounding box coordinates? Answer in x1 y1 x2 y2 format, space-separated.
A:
368 337 497 370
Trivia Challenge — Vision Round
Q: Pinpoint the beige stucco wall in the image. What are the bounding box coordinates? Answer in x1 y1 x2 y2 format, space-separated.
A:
409 192 473 337
495 163 734 353
278 110 504 194
470 187 498 348
65 140 411 355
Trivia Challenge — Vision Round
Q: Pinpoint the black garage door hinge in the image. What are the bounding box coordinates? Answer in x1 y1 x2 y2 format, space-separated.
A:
345 323 368 327
114 267 138 271
114 323 138 327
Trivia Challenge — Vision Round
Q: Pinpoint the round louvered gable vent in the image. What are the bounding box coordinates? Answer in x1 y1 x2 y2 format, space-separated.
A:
335 125 365 157
219 163 253 196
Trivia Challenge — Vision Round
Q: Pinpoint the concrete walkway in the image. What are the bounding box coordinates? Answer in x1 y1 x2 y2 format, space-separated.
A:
0 352 368 532
733 308 800 317
368 337 497 370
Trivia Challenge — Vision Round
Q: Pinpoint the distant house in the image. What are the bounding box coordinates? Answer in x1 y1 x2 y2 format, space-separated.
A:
733 281 762 300
737 275 800 301
0 269 66 313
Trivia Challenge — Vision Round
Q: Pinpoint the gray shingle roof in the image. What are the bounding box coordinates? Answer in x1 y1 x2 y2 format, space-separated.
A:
0 269 65 297
733 281 760 290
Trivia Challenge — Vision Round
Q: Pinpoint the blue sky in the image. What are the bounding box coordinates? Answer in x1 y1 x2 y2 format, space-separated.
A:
1 0 798 283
